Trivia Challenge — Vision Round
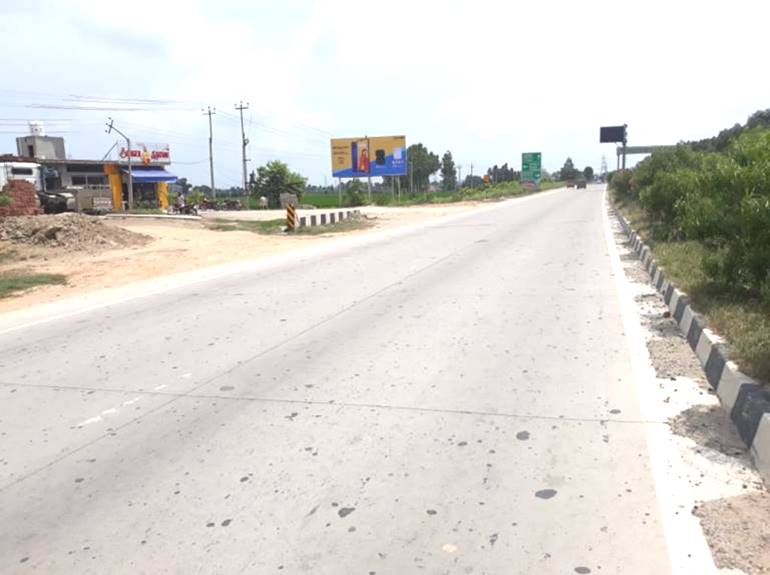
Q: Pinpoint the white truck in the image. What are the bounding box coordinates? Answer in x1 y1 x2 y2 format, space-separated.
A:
0 160 76 212
0 160 43 192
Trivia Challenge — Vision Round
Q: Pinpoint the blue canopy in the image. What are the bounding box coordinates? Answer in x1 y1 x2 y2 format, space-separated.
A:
122 168 177 183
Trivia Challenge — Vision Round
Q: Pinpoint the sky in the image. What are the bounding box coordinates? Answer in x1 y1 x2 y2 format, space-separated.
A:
1 0 769 187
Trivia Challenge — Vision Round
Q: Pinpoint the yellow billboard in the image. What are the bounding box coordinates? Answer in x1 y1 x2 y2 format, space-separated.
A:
331 136 407 178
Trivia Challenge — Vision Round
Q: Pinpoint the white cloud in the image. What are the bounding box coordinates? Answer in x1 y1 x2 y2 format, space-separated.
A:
1 0 769 183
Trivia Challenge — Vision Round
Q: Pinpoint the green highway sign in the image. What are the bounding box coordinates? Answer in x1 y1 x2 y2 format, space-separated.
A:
521 152 542 186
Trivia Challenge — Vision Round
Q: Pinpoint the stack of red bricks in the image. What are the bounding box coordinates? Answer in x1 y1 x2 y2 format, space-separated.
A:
0 180 41 217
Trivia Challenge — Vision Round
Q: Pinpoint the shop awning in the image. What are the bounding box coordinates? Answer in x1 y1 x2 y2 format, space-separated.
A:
122 168 177 183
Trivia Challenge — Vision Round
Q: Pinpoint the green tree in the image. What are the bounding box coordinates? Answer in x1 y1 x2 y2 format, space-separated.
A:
176 177 192 195
343 180 366 207
463 175 485 188
404 143 440 193
583 166 594 181
252 160 306 208
560 157 578 181
440 151 457 191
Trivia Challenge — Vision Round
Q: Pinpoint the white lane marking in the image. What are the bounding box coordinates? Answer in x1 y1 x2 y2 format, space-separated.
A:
0 188 567 335
181 373 192 379
441 544 457 554
602 189 716 574
154 384 167 391
77 396 143 428
77 416 102 427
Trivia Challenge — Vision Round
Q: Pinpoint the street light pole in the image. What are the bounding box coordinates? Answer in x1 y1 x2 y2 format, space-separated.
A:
105 118 133 210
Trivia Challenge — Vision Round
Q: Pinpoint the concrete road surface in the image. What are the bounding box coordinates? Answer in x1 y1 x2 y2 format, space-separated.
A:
1 186 680 573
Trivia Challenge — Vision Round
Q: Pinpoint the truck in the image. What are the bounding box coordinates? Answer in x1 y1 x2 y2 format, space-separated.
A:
0 160 76 213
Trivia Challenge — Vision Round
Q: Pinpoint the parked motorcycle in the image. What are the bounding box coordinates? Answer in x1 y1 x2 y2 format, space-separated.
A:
166 203 199 216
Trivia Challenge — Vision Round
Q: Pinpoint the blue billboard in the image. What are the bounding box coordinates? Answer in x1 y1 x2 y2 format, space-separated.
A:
331 136 407 178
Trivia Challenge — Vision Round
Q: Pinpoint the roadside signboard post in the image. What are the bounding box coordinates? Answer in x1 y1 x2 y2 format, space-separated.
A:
521 152 542 188
600 125 628 169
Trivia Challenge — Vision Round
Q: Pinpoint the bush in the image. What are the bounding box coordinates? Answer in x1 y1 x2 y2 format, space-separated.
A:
344 188 365 207
638 168 698 239
342 180 366 207
609 169 634 199
677 129 770 296
0 193 11 207
373 193 394 206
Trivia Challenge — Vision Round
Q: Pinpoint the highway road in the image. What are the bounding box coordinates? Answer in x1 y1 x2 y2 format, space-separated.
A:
1 186 677 573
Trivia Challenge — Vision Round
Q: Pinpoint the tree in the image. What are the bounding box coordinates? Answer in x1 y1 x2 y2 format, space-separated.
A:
583 166 594 181
252 160 306 208
440 151 457 191
397 143 439 193
176 177 192 195
559 157 578 181
463 175 485 188
486 163 519 183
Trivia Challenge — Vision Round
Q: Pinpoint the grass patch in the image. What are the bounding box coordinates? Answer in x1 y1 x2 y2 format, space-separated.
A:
294 182 567 210
615 196 770 382
207 217 371 235
302 193 342 208
126 208 164 214
0 271 67 298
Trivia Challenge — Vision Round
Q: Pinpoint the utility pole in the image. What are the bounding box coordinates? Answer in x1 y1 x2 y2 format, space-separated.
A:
235 101 250 195
202 106 216 197
409 160 414 195
621 124 628 170
364 135 372 203
470 163 474 188
458 164 463 188
105 117 132 210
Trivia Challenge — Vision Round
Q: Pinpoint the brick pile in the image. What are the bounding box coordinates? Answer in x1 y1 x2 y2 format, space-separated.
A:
0 180 41 217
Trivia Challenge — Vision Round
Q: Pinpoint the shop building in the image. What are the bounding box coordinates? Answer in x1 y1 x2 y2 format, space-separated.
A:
13 123 177 210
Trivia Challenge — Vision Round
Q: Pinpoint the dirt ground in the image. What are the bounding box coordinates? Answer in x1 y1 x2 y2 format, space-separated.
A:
0 202 481 314
694 492 770 574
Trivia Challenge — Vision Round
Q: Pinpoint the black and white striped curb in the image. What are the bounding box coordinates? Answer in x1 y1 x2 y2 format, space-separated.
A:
613 207 770 487
298 209 360 229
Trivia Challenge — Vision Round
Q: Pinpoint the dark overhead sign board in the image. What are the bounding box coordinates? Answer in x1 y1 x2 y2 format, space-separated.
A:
600 125 626 144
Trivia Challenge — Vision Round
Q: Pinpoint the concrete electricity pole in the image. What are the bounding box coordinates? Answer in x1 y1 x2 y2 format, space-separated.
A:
105 118 133 210
235 102 250 195
203 106 216 197
458 164 463 188
470 164 474 187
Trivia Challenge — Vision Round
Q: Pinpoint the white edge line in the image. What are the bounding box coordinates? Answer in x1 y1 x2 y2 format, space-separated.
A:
602 190 716 574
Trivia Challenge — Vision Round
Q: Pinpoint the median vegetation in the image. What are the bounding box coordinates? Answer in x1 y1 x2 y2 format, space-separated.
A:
610 110 770 381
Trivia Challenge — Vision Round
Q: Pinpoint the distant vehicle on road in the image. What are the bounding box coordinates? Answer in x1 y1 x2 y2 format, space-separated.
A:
566 180 575 188
576 179 587 189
